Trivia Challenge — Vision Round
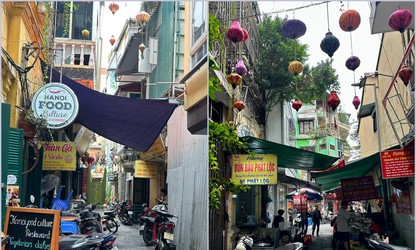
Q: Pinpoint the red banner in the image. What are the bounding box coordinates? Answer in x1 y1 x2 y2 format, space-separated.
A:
380 148 414 179
395 190 412 214
341 176 378 201
293 195 308 212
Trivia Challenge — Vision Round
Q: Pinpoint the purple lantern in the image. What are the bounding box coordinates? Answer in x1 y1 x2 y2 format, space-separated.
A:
235 58 247 76
227 19 244 43
345 55 360 71
352 96 361 110
389 9 413 33
282 19 307 39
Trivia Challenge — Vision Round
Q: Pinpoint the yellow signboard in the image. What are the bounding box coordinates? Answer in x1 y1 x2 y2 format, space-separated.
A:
231 154 278 185
40 142 76 171
135 160 158 179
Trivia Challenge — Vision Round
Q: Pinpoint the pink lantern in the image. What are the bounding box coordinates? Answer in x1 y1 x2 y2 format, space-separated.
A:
388 9 413 33
227 19 244 43
352 96 361 110
235 59 247 76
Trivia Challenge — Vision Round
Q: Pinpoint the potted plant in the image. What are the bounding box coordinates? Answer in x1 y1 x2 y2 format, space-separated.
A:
18 108 48 139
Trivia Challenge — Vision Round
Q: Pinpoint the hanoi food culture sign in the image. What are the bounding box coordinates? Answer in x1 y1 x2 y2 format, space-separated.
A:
380 148 414 179
231 154 277 185
40 142 76 171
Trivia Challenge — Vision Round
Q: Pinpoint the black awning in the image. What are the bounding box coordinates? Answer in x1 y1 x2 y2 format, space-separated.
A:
278 173 321 192
358 103 375 118
116 33 142 76
45 63 177 152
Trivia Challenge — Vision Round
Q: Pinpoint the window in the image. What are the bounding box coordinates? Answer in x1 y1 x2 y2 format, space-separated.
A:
190 1 207 67
128 93 142 99
301 146 315 152
55 2 93 40
299 120 314 134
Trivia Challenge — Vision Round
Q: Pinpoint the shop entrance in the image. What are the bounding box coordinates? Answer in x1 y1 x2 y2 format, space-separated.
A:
133 178 150 205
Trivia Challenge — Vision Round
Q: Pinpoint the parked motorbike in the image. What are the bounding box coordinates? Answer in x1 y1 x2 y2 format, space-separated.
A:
117 201 133 226
102 210 119 233
59 232 118 250
139 203 168 246
234 235 253 250
154 210 177 250
80 203 103 234
367 238 411 250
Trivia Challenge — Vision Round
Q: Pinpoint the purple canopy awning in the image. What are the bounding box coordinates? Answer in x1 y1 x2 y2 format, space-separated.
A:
44 64 177 152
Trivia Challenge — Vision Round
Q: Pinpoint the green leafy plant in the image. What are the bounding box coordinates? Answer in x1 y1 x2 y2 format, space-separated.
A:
209 121 250 210
62 2 78 37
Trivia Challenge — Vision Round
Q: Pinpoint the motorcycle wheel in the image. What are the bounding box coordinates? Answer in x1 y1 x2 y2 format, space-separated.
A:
143 224 154 246
106 218 119 233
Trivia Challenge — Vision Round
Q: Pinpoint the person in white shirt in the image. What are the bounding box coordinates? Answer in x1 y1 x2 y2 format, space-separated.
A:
337 200 353 250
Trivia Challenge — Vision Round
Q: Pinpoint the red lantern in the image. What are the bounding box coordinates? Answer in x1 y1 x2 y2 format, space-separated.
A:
109 2 119 15
109 35 116 46
327 91 340 111
234 101 246 111
292 100 303 112
227 19 244 43
399 66 413 86
226 73 242 89
352 96 361 110
242 28 249 42
339 9 361 32
389 9 413 33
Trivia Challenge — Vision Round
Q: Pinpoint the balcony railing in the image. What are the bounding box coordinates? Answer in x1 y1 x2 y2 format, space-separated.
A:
52 38 96 67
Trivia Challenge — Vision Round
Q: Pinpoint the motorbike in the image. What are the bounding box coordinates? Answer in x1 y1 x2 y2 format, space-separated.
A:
154 210 177 250
234 235 253 250
59 232 118 250
117 201 133 226
79 203 104 234
139 203 168 246
367 238 411 250
102 210 119 233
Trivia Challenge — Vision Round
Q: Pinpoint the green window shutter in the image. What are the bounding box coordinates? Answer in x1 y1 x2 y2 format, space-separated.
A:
2 103 11 228
8 128 24 184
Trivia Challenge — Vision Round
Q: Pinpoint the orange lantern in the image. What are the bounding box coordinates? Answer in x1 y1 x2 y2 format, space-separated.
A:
109 2 119 15
234 101 246 111
136 11 150 23
226 73 242 89
339 9 361 32
109 35 116 46
288 61 303 76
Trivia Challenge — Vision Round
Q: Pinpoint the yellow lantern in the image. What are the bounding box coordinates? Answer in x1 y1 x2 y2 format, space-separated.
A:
136 11 150 23
288 61 303 75
82 29 90 38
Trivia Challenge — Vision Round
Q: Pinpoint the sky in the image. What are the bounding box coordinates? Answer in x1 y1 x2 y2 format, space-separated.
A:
257 1 382 119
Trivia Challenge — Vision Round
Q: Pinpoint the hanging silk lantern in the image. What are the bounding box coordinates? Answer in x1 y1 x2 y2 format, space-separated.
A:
109 35 116 46
282 19 307 39
138 43 146 53
292 100 303 112
136 11 151 23
288 61 303 76
109 2 119 15
345 56 360 71
399 66 413 86
242 28 249 42
327 91 341 111
388 9 413 33
320 32 340 58
227 73 242 89
227 19 244 43
234 101 246 111
235 58 247 76
352 96 361 110
339 9 361 32
81 29 90 38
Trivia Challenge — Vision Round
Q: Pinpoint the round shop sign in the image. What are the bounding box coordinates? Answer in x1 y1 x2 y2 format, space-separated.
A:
31 82 79 129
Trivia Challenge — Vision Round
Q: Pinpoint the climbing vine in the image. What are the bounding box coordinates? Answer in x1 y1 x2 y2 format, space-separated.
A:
209 121 250 210
62 2 78 37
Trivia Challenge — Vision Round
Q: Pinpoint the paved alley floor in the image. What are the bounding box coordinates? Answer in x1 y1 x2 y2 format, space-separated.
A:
306 222 334 250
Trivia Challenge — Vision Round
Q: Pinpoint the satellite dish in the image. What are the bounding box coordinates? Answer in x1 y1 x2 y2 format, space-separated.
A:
41 174 60 195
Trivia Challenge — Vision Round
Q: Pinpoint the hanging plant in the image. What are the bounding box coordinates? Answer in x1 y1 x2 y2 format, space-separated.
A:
63 2 78 37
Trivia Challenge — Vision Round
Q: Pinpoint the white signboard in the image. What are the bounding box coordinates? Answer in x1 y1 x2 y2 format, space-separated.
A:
31 82 79 129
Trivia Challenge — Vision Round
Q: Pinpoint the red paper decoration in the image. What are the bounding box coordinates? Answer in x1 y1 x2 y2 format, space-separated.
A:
292 100 303 112
327 91 340 111
399 66 413 86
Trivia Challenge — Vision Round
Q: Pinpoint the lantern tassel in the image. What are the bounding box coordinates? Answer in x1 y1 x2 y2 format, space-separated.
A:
334 116 337 130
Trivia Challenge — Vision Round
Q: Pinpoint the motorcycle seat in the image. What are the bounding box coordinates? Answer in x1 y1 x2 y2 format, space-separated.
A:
104 210 115 216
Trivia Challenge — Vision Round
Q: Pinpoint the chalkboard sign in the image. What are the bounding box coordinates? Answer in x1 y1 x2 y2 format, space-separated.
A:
3 207 60 250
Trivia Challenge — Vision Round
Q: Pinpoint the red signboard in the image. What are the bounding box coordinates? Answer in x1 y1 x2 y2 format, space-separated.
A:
395 190 412 214
293 195 308 212
380 148 414 179
341 176 378 201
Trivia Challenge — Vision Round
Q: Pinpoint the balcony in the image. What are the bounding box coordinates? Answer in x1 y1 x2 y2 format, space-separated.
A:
53 38 96 67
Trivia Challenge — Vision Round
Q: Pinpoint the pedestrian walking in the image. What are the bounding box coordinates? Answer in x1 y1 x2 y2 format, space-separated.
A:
272 209 285 228
311 205 322 237
336 200 353 250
